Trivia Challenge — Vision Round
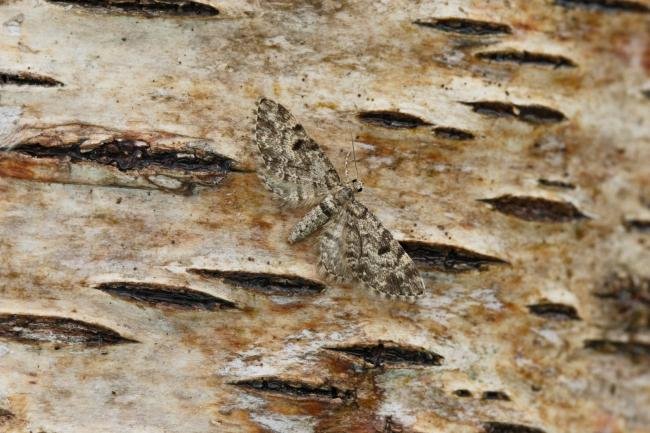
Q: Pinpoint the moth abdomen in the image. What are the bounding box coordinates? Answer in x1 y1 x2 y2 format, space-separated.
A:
288 195 340 244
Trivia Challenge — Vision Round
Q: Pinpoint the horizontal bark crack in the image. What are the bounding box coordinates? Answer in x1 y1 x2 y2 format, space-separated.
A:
11 140 235 173
555 0 649 13
483 422 546 433
413 18 512 36
623 218 650 232
481 391 511 401
46 0 219 16
463 101 567 124
326 341 443 367
0 70 63 87
479 195 588 222
433 126 475 141
584 339 650 358
475 50 577 68
538 178 576 189
232 377 356 402
399 241 508 272
0 314 137 347
357 111 430 129
188 269 326 296
95 282 237 310
527 302 581 320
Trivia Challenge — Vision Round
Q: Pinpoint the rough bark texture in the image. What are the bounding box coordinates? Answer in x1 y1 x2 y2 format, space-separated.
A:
0 1 649 433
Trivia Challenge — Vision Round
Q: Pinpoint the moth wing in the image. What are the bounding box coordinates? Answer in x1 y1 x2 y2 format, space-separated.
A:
254 98 342 207
319 210 350 281
341 199 425 299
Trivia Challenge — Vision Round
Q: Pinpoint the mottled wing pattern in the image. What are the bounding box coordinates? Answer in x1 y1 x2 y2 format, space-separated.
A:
254 98 342 206
319 209 350 281
320 198 425 299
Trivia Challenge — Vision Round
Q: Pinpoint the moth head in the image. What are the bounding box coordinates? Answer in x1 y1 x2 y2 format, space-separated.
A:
352 179 363 193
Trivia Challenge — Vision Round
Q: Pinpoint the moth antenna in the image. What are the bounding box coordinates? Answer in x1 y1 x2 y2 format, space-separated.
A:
350 99 361 183
343 149 351 183
351 133 360 182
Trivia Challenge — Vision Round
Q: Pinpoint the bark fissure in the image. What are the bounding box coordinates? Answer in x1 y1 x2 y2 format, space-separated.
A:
0 314 136 346
46 0 219 16
95 282 237 310
413 18 512 36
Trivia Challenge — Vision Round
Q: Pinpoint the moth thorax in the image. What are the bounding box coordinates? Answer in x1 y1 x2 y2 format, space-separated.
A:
335 186 355 202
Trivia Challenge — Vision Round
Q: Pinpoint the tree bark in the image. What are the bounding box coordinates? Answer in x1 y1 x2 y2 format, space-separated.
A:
0 1 648 432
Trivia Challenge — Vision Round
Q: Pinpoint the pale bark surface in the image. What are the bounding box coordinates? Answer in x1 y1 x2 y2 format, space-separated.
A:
0 1 649 432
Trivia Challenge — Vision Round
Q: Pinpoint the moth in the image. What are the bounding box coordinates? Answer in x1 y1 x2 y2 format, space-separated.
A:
253 98 425 299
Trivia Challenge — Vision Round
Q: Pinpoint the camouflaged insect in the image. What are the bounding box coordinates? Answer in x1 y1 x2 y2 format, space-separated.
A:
253 98 425 299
